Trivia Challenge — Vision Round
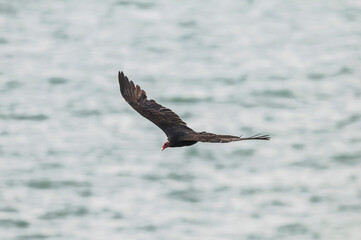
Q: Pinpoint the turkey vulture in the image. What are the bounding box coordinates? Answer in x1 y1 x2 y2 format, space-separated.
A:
118 72 270 151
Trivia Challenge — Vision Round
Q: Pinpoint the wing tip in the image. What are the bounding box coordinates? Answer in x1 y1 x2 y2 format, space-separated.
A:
247 134 271 140
235 133 271 141
118 71 125 80
118 71 127 97
261 135 271 140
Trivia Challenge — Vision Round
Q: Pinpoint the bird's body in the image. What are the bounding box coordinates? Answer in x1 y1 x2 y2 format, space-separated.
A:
118 72 270 150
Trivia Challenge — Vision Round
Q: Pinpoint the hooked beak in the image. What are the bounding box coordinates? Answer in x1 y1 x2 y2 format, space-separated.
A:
161 140 169 151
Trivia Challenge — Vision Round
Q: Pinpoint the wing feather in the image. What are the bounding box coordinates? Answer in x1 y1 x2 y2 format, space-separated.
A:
118 72 193 137
181 132 270 143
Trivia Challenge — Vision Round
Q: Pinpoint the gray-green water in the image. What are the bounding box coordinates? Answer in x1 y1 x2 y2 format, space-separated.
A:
1 1 361 239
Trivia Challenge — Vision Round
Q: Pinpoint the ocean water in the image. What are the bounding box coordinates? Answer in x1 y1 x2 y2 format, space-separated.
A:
1 0 361 239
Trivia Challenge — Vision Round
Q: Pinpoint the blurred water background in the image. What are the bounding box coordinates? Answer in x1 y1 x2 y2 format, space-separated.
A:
1 0 361 239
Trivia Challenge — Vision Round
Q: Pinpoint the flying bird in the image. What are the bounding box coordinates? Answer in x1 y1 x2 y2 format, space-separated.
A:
118 72 270 151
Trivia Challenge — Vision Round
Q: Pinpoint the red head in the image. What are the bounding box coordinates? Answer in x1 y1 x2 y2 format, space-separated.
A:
161 140 170 151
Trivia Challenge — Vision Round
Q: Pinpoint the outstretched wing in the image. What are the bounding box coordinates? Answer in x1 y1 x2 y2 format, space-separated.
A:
118 71 194 137
181 132 270 143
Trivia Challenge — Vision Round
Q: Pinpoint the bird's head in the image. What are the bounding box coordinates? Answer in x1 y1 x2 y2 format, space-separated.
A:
161 140 170 151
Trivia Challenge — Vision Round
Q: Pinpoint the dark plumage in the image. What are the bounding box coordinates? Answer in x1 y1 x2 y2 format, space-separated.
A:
118 71 270 150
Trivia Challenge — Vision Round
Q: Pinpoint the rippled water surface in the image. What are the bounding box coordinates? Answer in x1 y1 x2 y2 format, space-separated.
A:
1 0 361 239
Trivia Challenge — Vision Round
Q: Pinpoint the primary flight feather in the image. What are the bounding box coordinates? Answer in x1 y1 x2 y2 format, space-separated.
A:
118 71 270 151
